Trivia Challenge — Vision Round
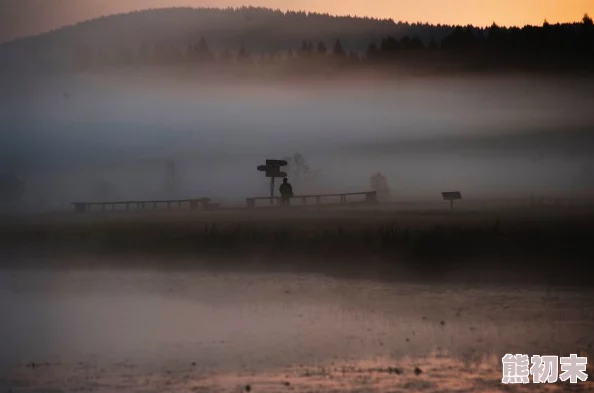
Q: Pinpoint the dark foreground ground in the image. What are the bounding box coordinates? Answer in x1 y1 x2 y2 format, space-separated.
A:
1 205 593 392
1 204 594 286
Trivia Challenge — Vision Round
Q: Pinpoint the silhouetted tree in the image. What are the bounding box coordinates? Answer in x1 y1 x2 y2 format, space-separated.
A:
366 43 379 60
198 36 210 53
189 36 213 62
400 36 412 50
298 40 314 58
282 153 321 192
332 38 346 57
428 39 439 50
316 41 327 56
62 8 594 74
380 36 400 56
370 172 390 201
409 37 426 50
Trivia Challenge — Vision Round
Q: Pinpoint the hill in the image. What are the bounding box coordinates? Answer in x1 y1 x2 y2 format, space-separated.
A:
0 7 592 75
0 7 452 73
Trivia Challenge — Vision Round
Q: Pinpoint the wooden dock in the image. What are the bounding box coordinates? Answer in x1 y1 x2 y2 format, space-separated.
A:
72 191 377 213
246 191 377 208
72 197 219 213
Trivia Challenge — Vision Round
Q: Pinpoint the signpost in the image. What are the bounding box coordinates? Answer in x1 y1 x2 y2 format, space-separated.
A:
266 160 288 166
442 191 462 212
266 170 287 178
257 159 288 205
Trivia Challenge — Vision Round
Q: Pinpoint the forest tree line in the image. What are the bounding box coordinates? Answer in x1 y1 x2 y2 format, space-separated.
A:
73 14 594 73
2 7 593 74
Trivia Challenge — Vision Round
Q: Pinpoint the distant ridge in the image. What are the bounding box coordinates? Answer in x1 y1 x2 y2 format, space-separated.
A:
1 6 443 46
0 7 453 70
1 7 591 75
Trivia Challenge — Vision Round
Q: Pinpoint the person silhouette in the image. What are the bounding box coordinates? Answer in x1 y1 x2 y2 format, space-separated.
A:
279 178 293 207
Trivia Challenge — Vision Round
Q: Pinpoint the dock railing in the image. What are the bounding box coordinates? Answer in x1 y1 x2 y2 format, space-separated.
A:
72 197 218 213
73 191 377 213
246 191 377 208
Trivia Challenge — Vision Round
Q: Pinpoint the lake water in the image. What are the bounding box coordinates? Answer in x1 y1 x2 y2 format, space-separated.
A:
2 267 592 364
2 266 593 391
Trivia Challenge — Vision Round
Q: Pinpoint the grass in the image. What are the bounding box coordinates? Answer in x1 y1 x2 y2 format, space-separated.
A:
0 208 594 285
1 206 593 285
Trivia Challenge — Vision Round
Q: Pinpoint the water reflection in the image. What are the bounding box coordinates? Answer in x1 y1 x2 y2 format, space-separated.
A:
1 268 592 372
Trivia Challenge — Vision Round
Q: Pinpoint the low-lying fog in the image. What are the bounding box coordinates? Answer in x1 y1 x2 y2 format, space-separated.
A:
3 72 594 211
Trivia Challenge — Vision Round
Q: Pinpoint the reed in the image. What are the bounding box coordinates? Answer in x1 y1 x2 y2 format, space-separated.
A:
1 209 592 286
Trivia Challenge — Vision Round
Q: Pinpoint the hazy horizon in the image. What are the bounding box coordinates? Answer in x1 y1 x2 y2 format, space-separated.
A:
3 71 594 212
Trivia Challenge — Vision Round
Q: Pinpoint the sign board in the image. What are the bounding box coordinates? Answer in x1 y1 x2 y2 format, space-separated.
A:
257 165 277 172
442 191 462 200
266 170 287 178
258 159 289 206
266 159 288 167
442 191 462 212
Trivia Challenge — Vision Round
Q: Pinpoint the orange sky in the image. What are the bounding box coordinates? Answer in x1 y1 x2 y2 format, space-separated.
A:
1 0 592 42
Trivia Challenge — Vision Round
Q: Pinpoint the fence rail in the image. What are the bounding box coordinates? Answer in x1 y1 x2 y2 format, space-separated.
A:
246 191 377 208
73 191 377 213
72 198 218 213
